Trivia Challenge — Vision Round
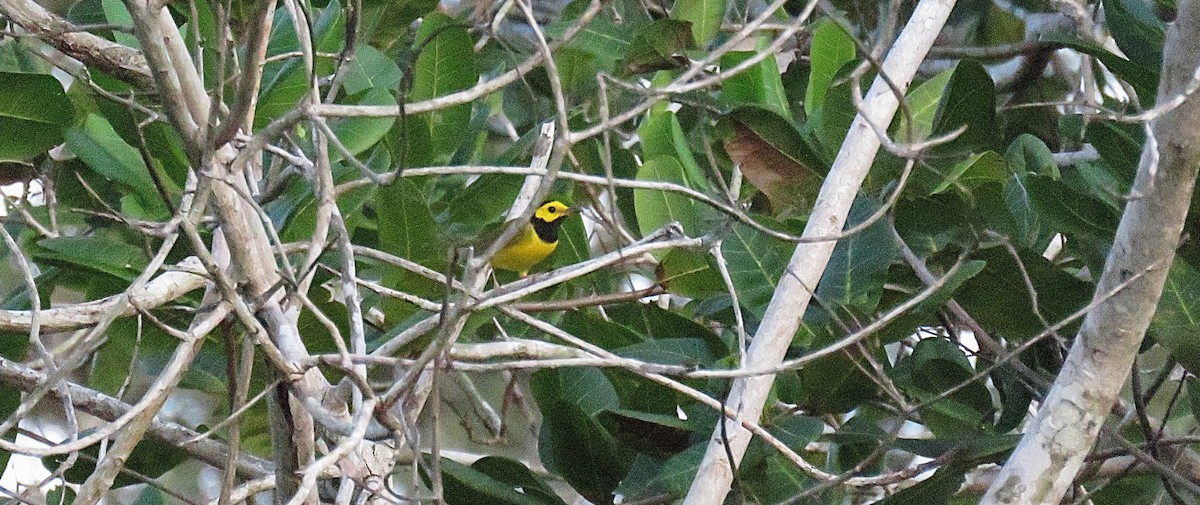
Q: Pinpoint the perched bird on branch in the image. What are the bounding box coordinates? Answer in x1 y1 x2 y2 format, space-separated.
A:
489 200 575 277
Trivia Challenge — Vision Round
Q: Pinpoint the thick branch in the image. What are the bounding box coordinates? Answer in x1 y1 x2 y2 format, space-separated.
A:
0 0 153 89
0 258 206 332
0 355 273 478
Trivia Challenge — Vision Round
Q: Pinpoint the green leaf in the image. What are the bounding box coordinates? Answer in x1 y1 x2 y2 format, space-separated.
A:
1005 134 1057 177
634 156 701 237
132 488 166 505
896 68 953 142
910 259 987 314
35 236 147 281
816 197 897 311
805 19 855 118
256 0 344 129
1085 120 1143 183
928 151 1010 195
1023 173 1119 270
768 415 825 449
531 368 629 501
1151 260 1200 375
807 68 858 159
440 457 566 505
376 177 447 325
556 15 634 64
615 338 717 367
930 59 998 155
956 246 1092 341
616 444 705 499
894 434 1019 463
0 72 72 162
638 106 709 199
1002 175 1044 248
894 192 973 257
793 355 879 414
721 221 789 317
718 44 791 120
560 310 646 350
605 303 726 352
671 0 726 46
891 338 994 435
46 487 75 505
101 0 138 48
1103 0 1164 68
445 173 523 240
342 44 402 96
330 87 396 159
410 13 477 160
0 373 16 471
364 0 436 50
621 19 695 74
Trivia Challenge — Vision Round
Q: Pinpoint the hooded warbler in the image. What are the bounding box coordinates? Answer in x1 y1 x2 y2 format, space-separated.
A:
490 200 575 276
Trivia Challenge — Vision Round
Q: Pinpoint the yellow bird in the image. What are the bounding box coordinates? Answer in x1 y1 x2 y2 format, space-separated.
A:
490 200 575 276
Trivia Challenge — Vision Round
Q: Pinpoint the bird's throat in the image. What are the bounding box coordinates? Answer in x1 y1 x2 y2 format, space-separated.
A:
531 216 561 243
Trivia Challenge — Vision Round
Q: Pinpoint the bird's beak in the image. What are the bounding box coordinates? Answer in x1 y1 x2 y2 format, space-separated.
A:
566 206 580 216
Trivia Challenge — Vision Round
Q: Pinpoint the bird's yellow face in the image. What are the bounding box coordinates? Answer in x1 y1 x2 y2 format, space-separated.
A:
534 201 572 223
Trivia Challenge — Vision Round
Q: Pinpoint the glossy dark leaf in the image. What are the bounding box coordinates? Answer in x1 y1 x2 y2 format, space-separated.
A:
671 0 726 46
805 19 855 118
0 72 72 162
1151 260 1200 375
531 368 629 501
621 19 695 74
891 338 994 436
719 47 792 119
1085 120 1143 183
955 246 1092 341
440 457 566 505
930 59 998 156
1103 0 1164 67
615 443 705 500
409 13 478 161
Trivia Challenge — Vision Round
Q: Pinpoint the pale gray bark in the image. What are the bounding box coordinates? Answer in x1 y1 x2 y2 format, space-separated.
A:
981 2 1200 502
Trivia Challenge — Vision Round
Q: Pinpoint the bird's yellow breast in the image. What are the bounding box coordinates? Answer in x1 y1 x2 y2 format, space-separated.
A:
490 223 559 276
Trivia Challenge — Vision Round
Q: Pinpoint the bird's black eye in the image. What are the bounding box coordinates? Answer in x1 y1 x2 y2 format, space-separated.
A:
548 205 558 214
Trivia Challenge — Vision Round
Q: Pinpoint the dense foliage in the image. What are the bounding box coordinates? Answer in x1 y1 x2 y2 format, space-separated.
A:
0 0 1196 503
